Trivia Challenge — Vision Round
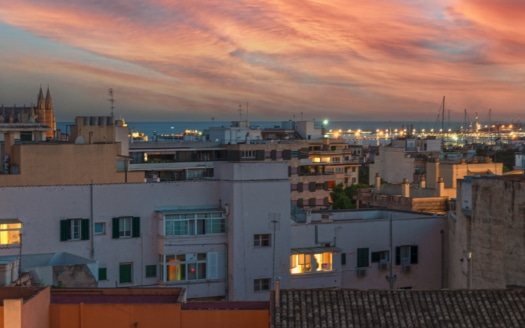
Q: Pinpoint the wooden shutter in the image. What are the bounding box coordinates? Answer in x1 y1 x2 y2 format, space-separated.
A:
309 182 316 192
282 150 291 160
81 219 90 240
98 268 107 281
60 220 69 241
255 150 265 160
341 253 346 265
112 218 120 239
371 251 380 263
411 245 418 264
271 150 277 160
297 183 303 192
132 217 141 238
119 263 132 284
395 247 401 265
357 248 369 267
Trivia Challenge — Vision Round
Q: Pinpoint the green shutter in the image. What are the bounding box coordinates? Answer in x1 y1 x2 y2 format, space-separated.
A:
145 265 157 278
411 245 418 264
341 253 346 265
395 247 401 265
371 251 380 263
112 218 120 239
60 220 69 241
132 217 140 237
98 268 107 281
357 248 369 268
119 263 132 284
81 219 90 240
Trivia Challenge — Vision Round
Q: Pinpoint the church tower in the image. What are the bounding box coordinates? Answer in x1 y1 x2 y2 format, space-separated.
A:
45 87 56 138
36 86 46 124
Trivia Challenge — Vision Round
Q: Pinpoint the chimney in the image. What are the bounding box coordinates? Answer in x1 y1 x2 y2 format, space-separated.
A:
437 177 445 196
420 175 426 189
401 178 410 197
375 173 381 192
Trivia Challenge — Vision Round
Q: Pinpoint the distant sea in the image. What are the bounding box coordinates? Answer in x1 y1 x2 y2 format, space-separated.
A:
57 120 470 139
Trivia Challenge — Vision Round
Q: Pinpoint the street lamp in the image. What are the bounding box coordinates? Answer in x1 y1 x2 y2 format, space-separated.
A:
322 119 329 138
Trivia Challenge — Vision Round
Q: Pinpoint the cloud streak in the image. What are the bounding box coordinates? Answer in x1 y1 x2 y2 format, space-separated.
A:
0 0 524 121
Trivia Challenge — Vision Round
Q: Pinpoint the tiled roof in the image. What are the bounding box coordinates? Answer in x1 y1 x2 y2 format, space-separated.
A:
271 289 525 328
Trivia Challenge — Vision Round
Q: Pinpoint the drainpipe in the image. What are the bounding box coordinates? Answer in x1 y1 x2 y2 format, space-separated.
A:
440 230 445 288
90 181 94 259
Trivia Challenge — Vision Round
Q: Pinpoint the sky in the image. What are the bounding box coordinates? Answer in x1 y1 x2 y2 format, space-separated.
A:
0 0 524 123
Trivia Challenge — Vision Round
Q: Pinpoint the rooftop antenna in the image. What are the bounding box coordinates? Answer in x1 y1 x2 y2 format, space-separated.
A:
246 102 249 123
238 104 242 121
108 88 115 117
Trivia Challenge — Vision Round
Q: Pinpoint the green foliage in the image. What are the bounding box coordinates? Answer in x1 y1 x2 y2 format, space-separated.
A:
330 183 371 210
358 165 369 184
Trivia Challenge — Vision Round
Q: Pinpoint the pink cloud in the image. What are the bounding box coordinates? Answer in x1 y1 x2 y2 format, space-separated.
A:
0 0 524 121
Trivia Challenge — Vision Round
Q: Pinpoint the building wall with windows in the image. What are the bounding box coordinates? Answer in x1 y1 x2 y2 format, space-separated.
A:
289 210 445 290
0 162 291 301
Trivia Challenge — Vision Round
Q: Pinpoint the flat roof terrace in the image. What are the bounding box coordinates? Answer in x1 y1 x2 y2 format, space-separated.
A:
50 288 185 304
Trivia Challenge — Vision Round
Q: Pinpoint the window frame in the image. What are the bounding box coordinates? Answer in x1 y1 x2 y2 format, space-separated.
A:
395 245 418 265
0 222 22 246
164 212 225 237
112 217 140 239
253 234 271 247
290 252 333 274
94 222 105 235
253 278 271 292
60 218 89 241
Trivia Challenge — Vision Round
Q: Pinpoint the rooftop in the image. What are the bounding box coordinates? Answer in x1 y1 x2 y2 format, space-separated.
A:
271 289 525 328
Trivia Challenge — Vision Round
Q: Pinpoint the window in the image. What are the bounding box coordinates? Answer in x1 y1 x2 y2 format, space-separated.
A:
341 253 347 265
112 217 140 239
254 278 271 291
145 265 157 278
119 263 133 284
164 253 208 281
98 267 107 281
60 219 89 241
254 234 271 247
164 211 225 236
94 222 105 235
241 150 256 159
395 245 418 265
371 250 390 263
331 157 340 163
0 221 21 246
356 248 369 268
290 252 333 274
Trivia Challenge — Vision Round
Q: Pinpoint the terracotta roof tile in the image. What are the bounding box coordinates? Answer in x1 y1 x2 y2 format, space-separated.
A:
271 289 525 328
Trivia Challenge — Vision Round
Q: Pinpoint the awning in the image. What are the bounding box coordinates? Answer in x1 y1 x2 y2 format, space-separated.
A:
291 246 342 254
155 206 224 215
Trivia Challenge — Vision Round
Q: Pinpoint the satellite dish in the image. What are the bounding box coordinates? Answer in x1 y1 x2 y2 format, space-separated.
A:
75 136 85 144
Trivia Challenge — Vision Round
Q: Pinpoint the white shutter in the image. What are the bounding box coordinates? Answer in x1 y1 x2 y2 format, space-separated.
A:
207 252 218 279
217 252 226 279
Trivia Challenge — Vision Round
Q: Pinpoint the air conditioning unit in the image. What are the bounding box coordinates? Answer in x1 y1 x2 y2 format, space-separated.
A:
402 264 411 273
378 262 388 271
356 268 367 277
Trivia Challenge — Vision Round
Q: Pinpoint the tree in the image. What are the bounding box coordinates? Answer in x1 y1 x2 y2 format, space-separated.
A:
330 183 371 210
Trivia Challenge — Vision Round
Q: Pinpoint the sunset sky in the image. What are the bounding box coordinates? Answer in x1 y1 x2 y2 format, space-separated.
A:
0 0 524 122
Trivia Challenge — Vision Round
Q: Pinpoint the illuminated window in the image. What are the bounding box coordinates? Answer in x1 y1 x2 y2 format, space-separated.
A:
0 221 21 245
290 252 333 274
162 252 225 282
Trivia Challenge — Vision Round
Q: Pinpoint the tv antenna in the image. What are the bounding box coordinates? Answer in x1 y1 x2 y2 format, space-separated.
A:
108 88 116 116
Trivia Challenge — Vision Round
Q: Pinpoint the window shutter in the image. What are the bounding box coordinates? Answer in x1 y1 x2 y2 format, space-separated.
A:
119 263 132 284
288 166 292 177
207 252 218 279
132 217 141 237
395 247 401 265
98 268 107 281
371 251 380 263
357 248 369 267
411 245 418 264
341 253 346 265
324 181 329 191
297 183 303 192
309 182 316 192
255 150 265 160
81 219 90 240
218 252 226 278
60 220 69 241
112 218 120 239
282 150 291 160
